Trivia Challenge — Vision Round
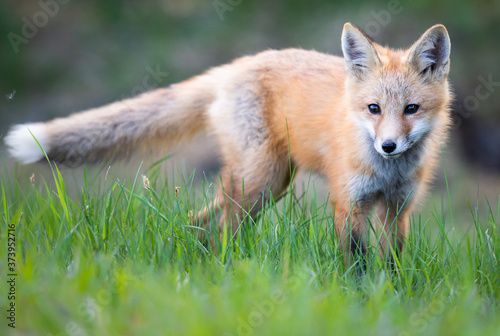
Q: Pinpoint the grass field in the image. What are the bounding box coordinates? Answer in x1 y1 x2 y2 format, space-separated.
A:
1 158 500 336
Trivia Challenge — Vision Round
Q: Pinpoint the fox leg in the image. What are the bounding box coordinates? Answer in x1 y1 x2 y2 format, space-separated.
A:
197 84 295 243
195 137 294 241
376 202 410 262
213 149 293 239
332 199 372 269
196 151 292 244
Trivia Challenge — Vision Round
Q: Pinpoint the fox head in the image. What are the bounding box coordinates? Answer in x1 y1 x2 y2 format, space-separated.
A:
341 23 451 160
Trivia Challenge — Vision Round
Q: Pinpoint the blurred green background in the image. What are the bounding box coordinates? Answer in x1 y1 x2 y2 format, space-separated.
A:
1 0 500 210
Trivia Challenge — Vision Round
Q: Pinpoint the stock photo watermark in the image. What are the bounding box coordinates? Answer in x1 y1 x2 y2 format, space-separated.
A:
399 297 450 336
46 272 132 336
453 74 500 128
6 223 17 329
362 0 412 37
223 272 308 336
213 0 244 21
7 0 71 54
120 64 170 102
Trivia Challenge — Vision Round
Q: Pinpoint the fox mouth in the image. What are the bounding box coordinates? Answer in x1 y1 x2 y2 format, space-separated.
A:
376 146 409 159
381 153 402 159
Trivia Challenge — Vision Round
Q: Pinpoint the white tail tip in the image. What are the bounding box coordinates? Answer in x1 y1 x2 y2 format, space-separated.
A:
4 123 50 164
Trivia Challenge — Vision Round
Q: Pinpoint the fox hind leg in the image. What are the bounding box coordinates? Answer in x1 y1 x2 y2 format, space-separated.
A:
197 146 293 245
197 86 293 240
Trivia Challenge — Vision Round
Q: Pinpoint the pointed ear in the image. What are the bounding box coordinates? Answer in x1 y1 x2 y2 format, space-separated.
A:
341 23 381 78
407 24 451 81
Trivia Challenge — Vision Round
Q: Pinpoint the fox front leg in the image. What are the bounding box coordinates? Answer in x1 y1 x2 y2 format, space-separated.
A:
332 199 372 272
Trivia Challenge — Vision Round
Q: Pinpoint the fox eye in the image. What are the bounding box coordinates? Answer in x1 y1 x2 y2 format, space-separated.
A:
368 104 381 114
404 104 420 114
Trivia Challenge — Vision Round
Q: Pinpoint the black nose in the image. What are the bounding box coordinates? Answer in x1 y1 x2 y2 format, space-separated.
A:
382 141 397 154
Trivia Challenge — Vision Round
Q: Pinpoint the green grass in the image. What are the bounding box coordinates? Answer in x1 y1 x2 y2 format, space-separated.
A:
1 160 500 336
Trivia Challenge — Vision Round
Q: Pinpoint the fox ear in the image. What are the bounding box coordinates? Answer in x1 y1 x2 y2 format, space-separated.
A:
341 23 381 78
408 24 451 81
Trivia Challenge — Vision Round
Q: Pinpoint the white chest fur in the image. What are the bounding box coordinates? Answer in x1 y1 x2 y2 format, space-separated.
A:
349 141 425 206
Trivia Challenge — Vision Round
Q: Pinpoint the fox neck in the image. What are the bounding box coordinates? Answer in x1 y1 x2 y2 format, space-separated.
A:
353 128 431 205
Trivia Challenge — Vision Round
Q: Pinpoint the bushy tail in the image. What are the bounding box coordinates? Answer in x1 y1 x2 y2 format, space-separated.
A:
5 74 216 165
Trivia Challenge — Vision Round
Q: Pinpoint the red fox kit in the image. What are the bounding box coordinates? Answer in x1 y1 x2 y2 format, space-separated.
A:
5 23 452 262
